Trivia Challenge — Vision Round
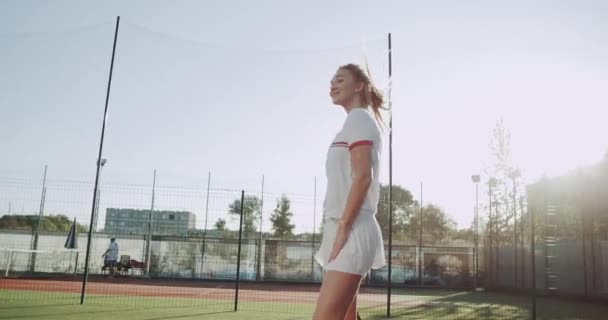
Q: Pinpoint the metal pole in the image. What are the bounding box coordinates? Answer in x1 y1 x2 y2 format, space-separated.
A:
92 159 106 233
31 165 48 272
200 172 211 278
81 16 120 305
92 162 101 233
74 252 79 275
475 181 479 289
580 174 589 297
93 186 100 232
582 218 589 297
589 192 598 296
531 188 537 320
497 183 508 286
519 196 525 289
513 175 518 288
488 180 494 287
419 182 423 287
35 165 48 240
145 169 157 276
311 176 317 280
256 175 264 281
501 183 511 282
5 250 13 277
386 32 393 319
543 207 551 291
235 190 245 312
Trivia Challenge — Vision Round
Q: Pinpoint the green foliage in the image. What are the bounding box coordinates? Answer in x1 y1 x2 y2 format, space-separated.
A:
408 204 456 244
376 184 414 238
214 218 226 231
376 184 456 244
0 214 86 232
228 196 262 236
485 118 525 244
269 195 295 239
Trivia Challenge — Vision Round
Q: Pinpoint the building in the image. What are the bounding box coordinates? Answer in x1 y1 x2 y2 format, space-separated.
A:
104 208 196 236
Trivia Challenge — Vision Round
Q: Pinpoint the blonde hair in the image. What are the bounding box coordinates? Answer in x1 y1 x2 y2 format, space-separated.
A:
338 63 386 126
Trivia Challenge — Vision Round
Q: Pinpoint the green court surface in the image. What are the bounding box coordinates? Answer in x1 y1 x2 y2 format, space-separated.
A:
1 289 607 320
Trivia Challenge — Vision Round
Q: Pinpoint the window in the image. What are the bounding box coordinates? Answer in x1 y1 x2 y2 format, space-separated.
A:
169 214 175 220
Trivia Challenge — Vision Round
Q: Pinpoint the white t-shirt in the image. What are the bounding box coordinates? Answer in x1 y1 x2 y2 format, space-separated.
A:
323 107 382 219
107 242 119 261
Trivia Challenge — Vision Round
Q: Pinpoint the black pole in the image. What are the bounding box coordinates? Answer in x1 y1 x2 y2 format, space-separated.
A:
34 165 48 248
311 176 317 280
234 190 245 312
80 16 120 305
589 193 598 296
579 172 589 298
145 169 156 276
386 32 393 319
474 181 479 289
201 172 211 278
530 187 537 320
419 182 424 287
513 176 518 288
519 196 525 289
256 175 264 281
31 165 48 272
488 180 493 287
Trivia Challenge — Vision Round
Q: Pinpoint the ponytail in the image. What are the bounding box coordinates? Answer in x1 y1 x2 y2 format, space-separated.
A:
339 63 387 129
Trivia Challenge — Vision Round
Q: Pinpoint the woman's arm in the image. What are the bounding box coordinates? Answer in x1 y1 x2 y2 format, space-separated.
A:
328 143 373 262
340 144 373 228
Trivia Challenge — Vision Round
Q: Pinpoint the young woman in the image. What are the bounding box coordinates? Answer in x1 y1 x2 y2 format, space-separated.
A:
313 64 386 320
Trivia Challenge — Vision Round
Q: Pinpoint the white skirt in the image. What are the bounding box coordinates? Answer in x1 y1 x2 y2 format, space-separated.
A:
314 213 386 276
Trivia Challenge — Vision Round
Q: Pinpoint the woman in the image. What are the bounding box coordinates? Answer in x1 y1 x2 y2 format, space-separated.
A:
313 63 386 320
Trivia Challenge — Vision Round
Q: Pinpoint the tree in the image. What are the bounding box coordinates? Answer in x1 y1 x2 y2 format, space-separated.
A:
485 119 524 244
228 195 262 236
214 218 226 231
0 214 86 232
376 184 415 239
408 204 455 244
484 118 529 287
269 195 295 239
450 227 475 242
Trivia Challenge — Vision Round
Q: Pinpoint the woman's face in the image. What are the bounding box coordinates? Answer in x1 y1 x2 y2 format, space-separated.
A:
330 68 364 106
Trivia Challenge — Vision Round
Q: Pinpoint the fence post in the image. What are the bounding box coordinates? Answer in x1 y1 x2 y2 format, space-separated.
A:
31 165 48 272
74 252 79 275
4 250 13 277
386 32 393 318
199 172 212 278
256 175 264 281
235 190 245 312
531 187 537 320
80 15 120 305
145 170 157 277
311 176 317 281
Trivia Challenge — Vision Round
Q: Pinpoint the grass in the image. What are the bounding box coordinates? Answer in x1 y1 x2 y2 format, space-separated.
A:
1 289 607 320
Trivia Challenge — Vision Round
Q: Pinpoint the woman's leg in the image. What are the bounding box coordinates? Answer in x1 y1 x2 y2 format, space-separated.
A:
313 270 362 320
344 292 358 320
345 276 363 320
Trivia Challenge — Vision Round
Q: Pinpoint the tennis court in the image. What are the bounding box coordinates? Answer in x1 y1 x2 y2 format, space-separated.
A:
3 3 608 319
3 277 608 319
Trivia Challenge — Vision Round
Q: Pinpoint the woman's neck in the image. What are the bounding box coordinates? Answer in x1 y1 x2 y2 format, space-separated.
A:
342 98 367 113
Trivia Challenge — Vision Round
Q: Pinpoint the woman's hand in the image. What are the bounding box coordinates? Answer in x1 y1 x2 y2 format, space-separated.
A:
327 142 371 263
328 221 352 262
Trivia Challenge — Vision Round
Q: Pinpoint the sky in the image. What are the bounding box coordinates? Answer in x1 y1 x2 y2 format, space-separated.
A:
1 0 607 232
